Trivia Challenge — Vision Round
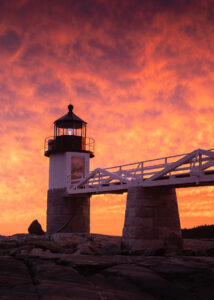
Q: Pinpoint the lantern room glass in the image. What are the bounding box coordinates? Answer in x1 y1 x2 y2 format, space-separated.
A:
54 123 87 138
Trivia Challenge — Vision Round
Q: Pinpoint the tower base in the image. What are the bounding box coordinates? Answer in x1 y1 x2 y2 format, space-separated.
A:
47 188 90 233
122 187 182 251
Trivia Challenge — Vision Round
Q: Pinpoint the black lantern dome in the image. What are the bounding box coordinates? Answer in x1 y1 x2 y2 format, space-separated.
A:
54 104 86 129
44 105 95 157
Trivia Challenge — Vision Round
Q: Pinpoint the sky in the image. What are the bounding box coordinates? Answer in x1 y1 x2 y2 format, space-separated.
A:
0 0 214 236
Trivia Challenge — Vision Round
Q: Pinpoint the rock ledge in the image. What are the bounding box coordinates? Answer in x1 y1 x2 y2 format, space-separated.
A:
0 233 214 299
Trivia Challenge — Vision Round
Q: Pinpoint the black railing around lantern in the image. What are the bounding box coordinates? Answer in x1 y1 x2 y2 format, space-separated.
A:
44 135 95 157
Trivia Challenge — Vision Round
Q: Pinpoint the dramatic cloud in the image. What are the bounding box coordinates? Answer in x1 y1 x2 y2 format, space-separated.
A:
0 0 214 235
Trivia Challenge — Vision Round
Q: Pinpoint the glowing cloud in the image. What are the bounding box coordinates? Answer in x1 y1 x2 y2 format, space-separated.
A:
0 0 214 235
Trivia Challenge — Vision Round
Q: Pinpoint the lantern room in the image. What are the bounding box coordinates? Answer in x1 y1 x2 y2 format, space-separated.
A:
44 104 95 157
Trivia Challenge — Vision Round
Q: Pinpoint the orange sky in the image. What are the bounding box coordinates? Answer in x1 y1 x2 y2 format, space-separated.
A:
0 0 214 236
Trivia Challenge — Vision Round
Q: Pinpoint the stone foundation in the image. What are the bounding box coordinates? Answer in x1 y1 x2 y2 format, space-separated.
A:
47 188 90 233
122 186 182 251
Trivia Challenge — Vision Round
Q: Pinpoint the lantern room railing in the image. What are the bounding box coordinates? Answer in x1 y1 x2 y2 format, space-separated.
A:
44 136 95 156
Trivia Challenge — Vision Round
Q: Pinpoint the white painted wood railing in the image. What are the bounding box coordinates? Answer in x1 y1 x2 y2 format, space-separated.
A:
67 148 214 195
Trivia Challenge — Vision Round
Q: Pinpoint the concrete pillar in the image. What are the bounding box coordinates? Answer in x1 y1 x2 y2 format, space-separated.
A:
47 188 90 233
122 186 182 251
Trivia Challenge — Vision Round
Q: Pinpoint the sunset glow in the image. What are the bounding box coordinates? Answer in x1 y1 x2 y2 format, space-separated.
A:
0 0 214 235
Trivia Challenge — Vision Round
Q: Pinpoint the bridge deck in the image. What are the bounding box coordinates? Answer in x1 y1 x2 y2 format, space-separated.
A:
67 148 214 196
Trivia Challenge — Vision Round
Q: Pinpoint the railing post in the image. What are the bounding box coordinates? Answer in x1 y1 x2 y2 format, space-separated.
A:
119 166 122 176
199 153 202 172
99 171 101 185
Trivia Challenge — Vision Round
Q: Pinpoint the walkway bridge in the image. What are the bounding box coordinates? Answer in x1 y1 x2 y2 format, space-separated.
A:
67 148 214 196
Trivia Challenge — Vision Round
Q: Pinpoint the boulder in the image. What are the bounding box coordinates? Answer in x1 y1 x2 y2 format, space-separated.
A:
28 219 45 235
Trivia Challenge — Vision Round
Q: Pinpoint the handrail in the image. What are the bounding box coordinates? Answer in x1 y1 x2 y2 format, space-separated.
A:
67 148 214 194
104 148 214 171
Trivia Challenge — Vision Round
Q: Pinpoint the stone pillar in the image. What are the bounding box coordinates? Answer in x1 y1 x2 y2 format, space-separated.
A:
47 188 90 233
122 187 182 251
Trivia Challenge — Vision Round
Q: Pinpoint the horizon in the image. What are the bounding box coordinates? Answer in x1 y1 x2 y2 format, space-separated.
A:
0 0 214 235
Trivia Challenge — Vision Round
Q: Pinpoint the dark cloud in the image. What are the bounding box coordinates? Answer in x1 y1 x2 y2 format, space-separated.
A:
152 0 191 13
35 78 67 98
0 0 208 34
0 82 17 109
0 82 16 98
141 109 162 119
73 80 101 99
154 42 178 60
70 0 107 20
183 24 200 39
199 107 214 114
20 44 55 65
72 40 82 53
116 94 142 104
207 0 214 25
167 58 209 81
47 106 65 117
114 79 137 88
153 85 192 112
88 39 134 64
168 84 191 110
84 39 139 78
0 30 21 56
3 106 38 122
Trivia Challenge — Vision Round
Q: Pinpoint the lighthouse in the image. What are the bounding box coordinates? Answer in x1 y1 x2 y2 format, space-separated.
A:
44 105 95 233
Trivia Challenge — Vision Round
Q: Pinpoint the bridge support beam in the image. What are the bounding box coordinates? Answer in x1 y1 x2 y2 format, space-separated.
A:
47 188 90 233
122 187 182 251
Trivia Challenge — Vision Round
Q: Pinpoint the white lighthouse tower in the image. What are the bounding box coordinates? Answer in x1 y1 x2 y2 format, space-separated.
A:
44 104 95 233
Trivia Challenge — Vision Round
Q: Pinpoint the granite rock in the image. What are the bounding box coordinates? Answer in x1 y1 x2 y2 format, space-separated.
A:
0 233 214 299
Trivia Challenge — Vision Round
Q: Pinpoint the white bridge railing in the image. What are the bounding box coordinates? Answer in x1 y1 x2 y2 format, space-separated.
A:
67 148 214 195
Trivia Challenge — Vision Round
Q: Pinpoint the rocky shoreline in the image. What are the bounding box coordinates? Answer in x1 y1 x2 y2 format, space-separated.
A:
0 233 214 299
